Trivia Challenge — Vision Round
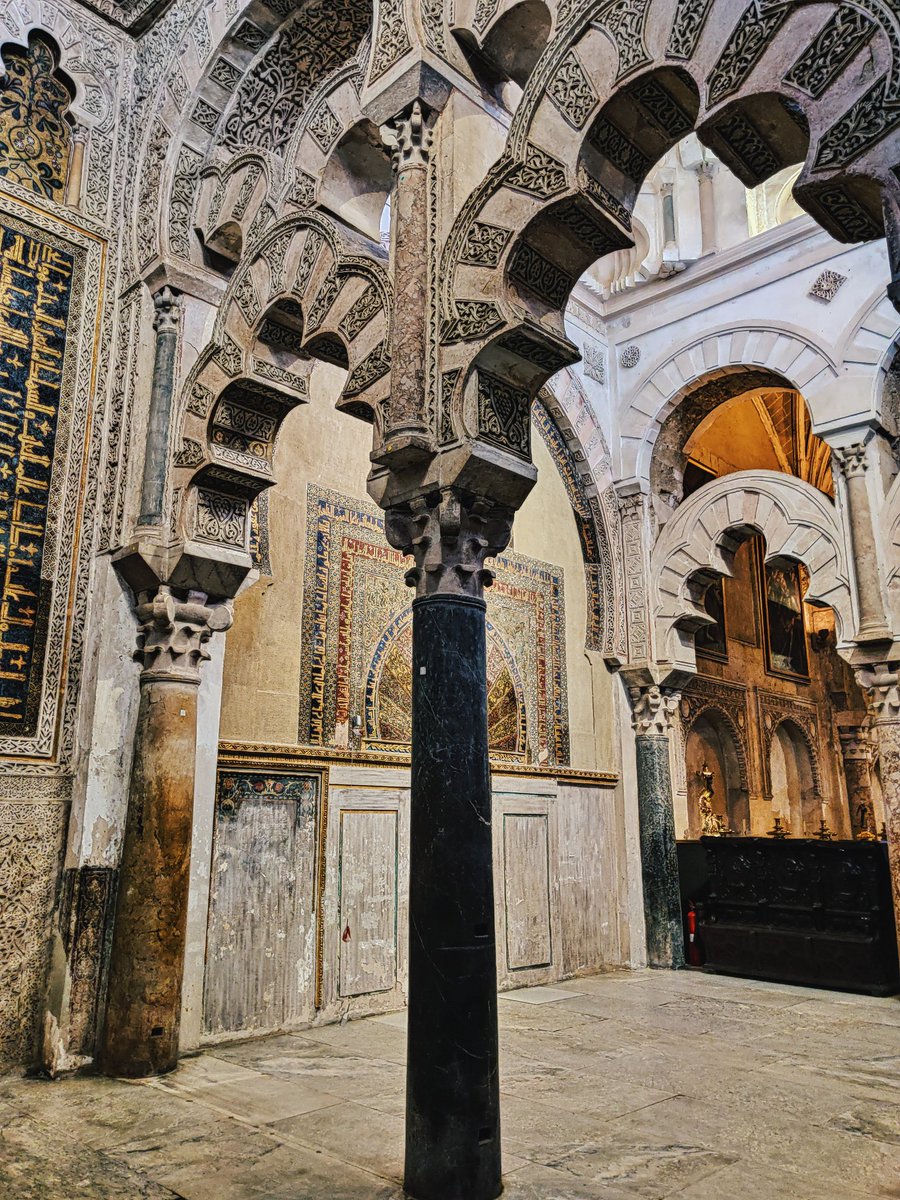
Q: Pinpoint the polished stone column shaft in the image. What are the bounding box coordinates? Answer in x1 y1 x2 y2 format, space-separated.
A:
381 101 434 451
405 594 501 1200
632 686 684 968
100 589 230 1077
695 161 718 255
138 287 182 529
834 443 892 642
386 493 511 1200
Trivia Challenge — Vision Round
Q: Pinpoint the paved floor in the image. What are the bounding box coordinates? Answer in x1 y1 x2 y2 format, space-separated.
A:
1 969 899 1198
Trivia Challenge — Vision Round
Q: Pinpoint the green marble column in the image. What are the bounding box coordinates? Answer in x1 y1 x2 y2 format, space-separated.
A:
631 686 685 969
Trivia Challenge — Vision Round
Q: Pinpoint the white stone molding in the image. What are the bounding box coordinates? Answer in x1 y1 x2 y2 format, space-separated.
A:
617 324 839 485
650 470 853 683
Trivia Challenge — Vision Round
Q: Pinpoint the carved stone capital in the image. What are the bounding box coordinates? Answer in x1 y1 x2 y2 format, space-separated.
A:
857 661 900 724
152 286 182 335
382 99 436 171
833 442 868 480
630 685 680 737
384 489 513 599
135 587 232 685
695 161 717 182
837 724 875 763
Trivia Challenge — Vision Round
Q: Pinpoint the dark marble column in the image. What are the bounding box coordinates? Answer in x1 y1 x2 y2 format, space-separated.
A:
386 491 512 1200
137 287 181 529
99 588 230 1077
631 685 684 968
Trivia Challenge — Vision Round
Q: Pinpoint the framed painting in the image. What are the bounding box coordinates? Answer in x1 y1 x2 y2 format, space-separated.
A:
757 545 809 680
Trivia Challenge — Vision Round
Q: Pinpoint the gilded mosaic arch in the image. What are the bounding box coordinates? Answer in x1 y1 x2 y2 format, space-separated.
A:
299 483 570 765
0 34 74 201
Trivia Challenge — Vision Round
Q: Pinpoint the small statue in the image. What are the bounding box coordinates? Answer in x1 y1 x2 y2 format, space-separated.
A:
856 799 875 839
697 763 727 836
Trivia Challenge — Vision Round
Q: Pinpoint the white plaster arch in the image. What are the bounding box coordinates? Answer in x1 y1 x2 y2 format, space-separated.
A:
839 288 900 423
651 470 853 684
617 323 839 486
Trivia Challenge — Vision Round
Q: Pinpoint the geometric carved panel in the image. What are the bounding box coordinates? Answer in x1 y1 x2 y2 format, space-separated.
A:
0 801 66 1066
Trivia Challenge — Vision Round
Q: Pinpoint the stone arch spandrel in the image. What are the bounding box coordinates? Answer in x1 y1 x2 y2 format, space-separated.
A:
839 289 900 424
533 372 624 661
650 469 852 682
620 325 838 486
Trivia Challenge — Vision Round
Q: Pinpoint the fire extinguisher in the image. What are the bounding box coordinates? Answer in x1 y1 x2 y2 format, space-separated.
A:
686 903 704 967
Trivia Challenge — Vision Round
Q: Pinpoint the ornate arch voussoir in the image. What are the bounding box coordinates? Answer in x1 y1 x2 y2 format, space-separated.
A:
444 0 898 397
620 325 839 486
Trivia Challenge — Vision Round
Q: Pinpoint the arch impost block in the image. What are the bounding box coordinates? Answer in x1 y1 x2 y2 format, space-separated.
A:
368 440 537 515
113 538 252 605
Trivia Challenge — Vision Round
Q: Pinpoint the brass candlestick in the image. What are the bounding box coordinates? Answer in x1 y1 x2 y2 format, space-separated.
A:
767 815 789 839
813 818 833 841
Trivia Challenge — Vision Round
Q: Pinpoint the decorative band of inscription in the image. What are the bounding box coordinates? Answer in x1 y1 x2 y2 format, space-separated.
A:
0 223 73 734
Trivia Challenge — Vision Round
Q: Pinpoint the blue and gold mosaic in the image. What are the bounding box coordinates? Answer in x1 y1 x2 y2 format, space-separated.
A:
0 220 73 734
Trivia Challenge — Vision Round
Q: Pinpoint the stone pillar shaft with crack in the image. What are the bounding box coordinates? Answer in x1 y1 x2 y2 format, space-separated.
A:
100 587 231 1077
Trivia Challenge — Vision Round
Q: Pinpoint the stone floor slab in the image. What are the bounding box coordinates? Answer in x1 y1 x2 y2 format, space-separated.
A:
501 986 586 1005
1 968 897 1198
